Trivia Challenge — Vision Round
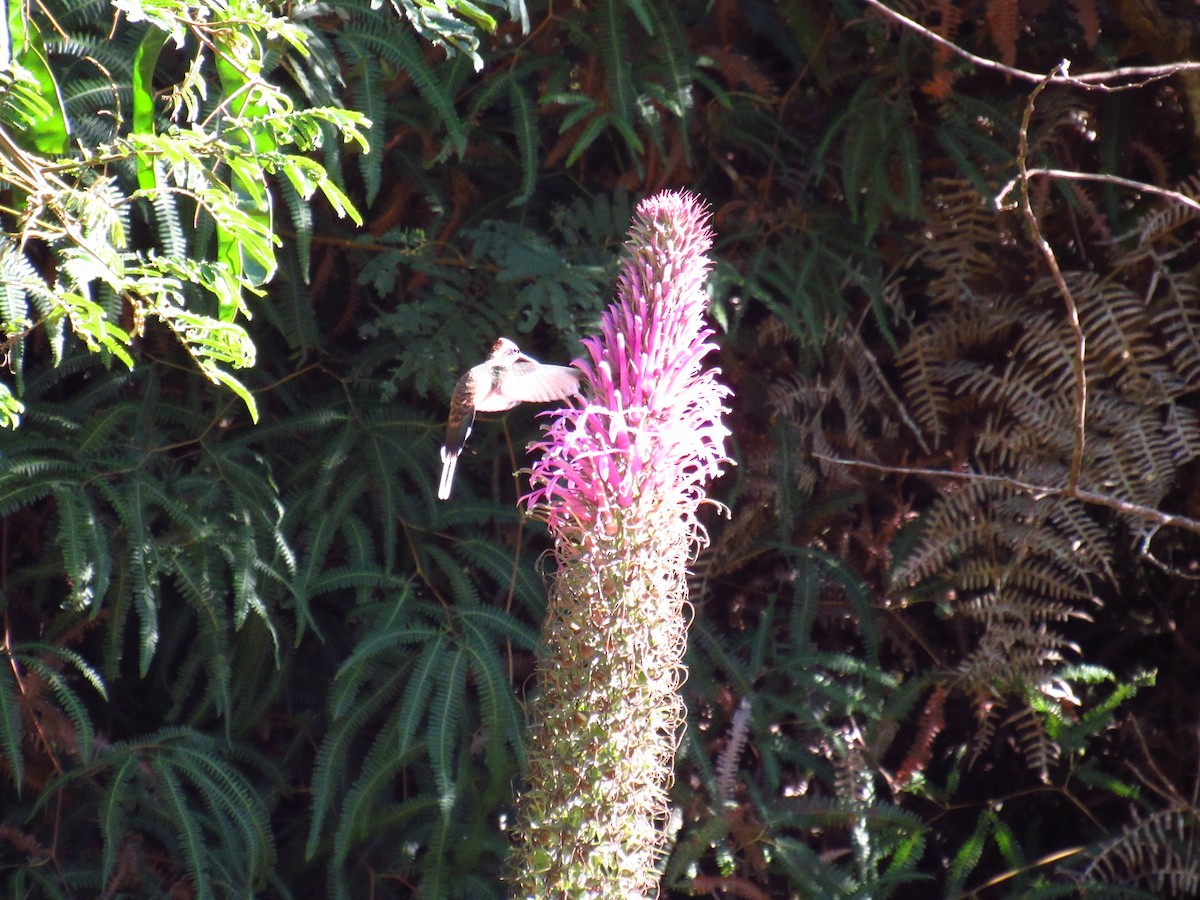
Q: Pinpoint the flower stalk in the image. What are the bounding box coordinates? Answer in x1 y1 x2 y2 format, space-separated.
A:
512 191 731 897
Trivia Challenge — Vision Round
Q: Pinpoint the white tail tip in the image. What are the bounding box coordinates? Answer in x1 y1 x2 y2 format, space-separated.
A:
438 446 457 500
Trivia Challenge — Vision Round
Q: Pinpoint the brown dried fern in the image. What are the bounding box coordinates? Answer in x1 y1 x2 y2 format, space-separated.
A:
1067 0 1101 48
985 0 1020 67
884 165 1200 772
895 684 947 787
1081 807 1200 896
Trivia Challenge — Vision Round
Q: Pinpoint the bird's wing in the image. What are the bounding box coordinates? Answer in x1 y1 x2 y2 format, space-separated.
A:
494 364 582 405
442 372 477 456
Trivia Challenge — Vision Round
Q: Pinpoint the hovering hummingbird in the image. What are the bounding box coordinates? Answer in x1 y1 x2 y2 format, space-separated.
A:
438 337 582 500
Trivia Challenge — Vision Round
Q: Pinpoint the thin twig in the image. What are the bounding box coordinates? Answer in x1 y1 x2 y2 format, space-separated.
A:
812 452 1200 538
997 169 1200 215
1013 65 1087 493
860 0 1200 90
948 845 1086 900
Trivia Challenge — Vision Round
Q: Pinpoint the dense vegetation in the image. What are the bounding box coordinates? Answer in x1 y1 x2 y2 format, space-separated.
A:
3 0 1200 896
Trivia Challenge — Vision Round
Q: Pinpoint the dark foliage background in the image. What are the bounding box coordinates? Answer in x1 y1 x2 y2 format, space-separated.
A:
4 0 1200 896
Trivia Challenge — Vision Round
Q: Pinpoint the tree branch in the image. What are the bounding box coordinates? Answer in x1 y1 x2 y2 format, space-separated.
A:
859 0 1200 90
1012 65 1087 493
813 452 1200 538
997 169 1200 215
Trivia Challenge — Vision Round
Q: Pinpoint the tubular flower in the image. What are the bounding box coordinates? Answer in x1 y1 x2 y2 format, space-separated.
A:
512 191 732 898
523 190 731 534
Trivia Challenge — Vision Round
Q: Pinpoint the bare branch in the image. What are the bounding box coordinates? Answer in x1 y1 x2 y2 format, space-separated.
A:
813 452 1200 538
860 0 1200 90
997 169 1200 215
1012 65 1087 493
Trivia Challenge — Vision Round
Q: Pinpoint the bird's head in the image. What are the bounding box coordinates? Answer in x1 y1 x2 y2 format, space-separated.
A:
489 337 521 359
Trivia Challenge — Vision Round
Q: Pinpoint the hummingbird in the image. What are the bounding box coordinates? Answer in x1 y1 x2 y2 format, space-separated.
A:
438 337 582 500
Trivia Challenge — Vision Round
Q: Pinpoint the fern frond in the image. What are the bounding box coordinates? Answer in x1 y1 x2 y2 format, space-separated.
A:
353 56 386 206
984 0 1020 67
148 185 188 259
1124 175 1200 250
279 176 314 284
19 655 101 764
158 760 214 900
895 685 946 788
259 254 321 350
98 754 138 884
51 485 109 611
892 480 998 586
1150 271 1200 390
331 622 435 718
395 634 449 758
715 698 752 805
126 486 158 677
1083 807 1200 895
1001 704 1059 781
1071 274 1161 387
172 741 277 875
916 178 1007 305
427 545 482 607
453 538 546 616
338 13 466 156
460 606 529 764
306 668 410 859
644 2 693 123
0 662 24 791
332 725 421 866
598 0 633 125
508 79 537 206
457 602 538 650
428 645 468 810
171 552 233 718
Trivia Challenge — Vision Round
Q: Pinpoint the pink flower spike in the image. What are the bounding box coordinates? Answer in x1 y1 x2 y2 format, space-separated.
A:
523 190 730 533
514 191 733 896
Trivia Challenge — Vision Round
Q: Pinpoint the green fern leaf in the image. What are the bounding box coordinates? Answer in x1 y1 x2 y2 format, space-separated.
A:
333 725 418 865
599 0 632 124
279 175 314 284
149 181 188 257
172 553 233 718
458 602 537 649
304 565 409 600
19 653 101 762
360 430 400 571
397 635 449 758
354 56 386 206
51 485 108 610
946 809 992 895
564 111 611 168
427 545 482 607
343 17 466 156
127 486 159 676
422 805 455 900
453 538 545 617
99 754 137 883
158 762 215 900
0 662 23 793
306 669 408 859
172 742 276 876
883 829 928 882
461 610 526 765
508 79 537 206
332 627 438 719
644 2 692 117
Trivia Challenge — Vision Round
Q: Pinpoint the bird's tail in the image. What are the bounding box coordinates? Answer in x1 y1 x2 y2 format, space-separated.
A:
438 447 458 500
